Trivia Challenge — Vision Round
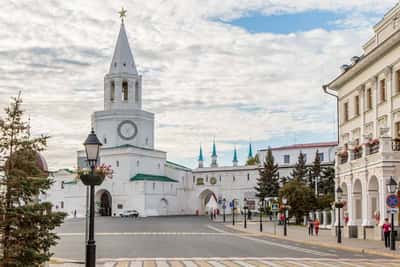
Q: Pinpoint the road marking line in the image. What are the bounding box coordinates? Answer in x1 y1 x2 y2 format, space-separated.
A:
245 260 269 267
196 261 213 267
206 225 227 233
104 262 117 267
286 261 310 267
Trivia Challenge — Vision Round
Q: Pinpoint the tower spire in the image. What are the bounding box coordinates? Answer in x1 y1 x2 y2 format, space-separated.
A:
233 146 238 167
211 138 218 167
198 145 204 168
109 10 137 75
248 141 253 159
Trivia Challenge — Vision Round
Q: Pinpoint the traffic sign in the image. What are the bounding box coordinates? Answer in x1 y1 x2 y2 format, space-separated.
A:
222 204 226 210
386 194 399 208
229 201 233 208
388 208 399 213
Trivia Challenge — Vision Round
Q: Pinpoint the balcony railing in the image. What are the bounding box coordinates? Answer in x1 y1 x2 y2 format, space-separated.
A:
368 143 379 155
340 154 348 164
393 139 400 151
353 149 362 160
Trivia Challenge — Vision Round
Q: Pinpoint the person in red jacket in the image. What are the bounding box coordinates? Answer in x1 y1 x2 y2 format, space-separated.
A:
382 218 391 248
314 219 320 236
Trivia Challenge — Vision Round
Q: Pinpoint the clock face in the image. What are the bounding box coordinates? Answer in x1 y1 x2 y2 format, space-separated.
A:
117 120 138 140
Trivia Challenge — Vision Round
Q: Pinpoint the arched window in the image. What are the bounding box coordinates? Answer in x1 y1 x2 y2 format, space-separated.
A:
136 160 140 167
122 81 128 101
135 81 139 103
110 81 115 101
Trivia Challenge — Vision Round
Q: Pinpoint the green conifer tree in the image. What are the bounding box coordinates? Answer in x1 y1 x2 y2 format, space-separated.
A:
290 152 308 183
255 148 279 201
0 94 66 266
308 150 322 191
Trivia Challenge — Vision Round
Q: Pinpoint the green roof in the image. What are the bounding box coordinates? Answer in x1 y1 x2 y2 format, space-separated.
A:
166 161 191 171
130 173 178 183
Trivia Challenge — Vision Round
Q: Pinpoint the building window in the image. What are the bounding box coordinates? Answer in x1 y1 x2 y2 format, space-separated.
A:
157 163 160 169
122 81 128 101
61 181 64 189
396 122 400 138
116 160 119 167
344 102 349 122
247 173 250 181
233 176 235 182
206 176 208 183
170 184 173 190
135 81 139 103
117 204 123 209
193 176 195 184
303 154 307 163
219 176 221 182
145 137 149 145
283 155 290 164
103 137 107 144
153 183 156 190
397 70 400 93
317 152 324 162
110 81 115 101
355 95 360 116
366 88 372 110
137 160 140 167
60 201 64 209
380 79 386 102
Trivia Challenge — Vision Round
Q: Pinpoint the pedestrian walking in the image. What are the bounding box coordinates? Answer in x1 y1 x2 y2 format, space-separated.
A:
314 218 320 236
210 209 214 220
382 218 391 248
73 209 77 218
308 218 314 235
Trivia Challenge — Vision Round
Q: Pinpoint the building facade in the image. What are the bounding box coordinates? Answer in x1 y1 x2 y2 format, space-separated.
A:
324 3 400 240
42 15 336 219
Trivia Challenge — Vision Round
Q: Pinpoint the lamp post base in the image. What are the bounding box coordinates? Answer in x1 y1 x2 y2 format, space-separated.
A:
86 241 96 267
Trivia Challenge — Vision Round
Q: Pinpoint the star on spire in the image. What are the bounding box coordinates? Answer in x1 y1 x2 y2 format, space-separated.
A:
118 7 127 23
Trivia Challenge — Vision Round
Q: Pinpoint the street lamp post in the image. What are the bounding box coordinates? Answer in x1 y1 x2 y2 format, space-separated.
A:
335 186 344 244
222 198 226 223
232 200 235 226
244 200 248 229
83 129 102 267
259 200 263 232
282 197 288 236
387 177 398 251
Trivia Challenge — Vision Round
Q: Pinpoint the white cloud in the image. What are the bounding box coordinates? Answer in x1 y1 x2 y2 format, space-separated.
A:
0 0 398 169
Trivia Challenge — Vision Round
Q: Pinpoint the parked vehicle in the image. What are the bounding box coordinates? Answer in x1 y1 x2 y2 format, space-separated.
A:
120 210 139 218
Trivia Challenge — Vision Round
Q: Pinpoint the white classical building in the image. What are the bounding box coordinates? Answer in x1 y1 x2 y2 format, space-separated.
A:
42 14 336 219
323 2 400 240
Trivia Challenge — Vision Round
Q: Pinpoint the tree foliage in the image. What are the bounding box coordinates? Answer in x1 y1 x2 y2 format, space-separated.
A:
255 148 279 201
308 150 321 190
279 179 316 224
290 152 307 183
246 154 260 166
319 166 335 195
0 94 66 266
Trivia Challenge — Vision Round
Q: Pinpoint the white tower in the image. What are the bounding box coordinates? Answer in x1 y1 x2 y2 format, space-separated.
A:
92 13 155 149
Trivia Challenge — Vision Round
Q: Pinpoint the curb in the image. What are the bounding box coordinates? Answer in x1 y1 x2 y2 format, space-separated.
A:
226 225 400 259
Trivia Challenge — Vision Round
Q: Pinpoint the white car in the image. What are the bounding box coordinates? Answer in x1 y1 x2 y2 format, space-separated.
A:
120 210 139 218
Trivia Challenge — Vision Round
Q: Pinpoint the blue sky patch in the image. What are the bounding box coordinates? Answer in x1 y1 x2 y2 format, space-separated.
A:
220 10 346 34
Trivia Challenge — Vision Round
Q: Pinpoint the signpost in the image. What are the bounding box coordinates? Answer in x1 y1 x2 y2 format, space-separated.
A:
386 194 399 251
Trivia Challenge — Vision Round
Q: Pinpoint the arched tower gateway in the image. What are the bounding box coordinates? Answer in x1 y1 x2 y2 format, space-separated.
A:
92 17 154 149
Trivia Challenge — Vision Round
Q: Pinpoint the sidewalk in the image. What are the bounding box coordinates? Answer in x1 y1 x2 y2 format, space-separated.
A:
225 220 400 258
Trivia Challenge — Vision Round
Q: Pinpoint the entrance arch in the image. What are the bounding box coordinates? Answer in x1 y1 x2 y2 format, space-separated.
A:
368 176 379 225
96 189 112 216
353 179 362 225
199 189 217 215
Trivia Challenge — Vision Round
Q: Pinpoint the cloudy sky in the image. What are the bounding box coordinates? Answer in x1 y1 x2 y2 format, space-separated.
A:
0 0 398 169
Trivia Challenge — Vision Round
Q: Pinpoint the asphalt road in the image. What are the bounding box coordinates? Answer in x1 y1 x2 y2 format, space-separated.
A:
52 216 389 261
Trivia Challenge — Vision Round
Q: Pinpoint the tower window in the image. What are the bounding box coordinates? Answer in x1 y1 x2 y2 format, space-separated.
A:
137 160 140 167
135 81 139 103
110 81 115 101
116 160 119 167
122 81 128 101
103 137 107 144
123 62 126 67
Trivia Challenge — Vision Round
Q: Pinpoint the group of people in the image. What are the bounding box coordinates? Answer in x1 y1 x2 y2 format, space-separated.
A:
307 218 320 236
